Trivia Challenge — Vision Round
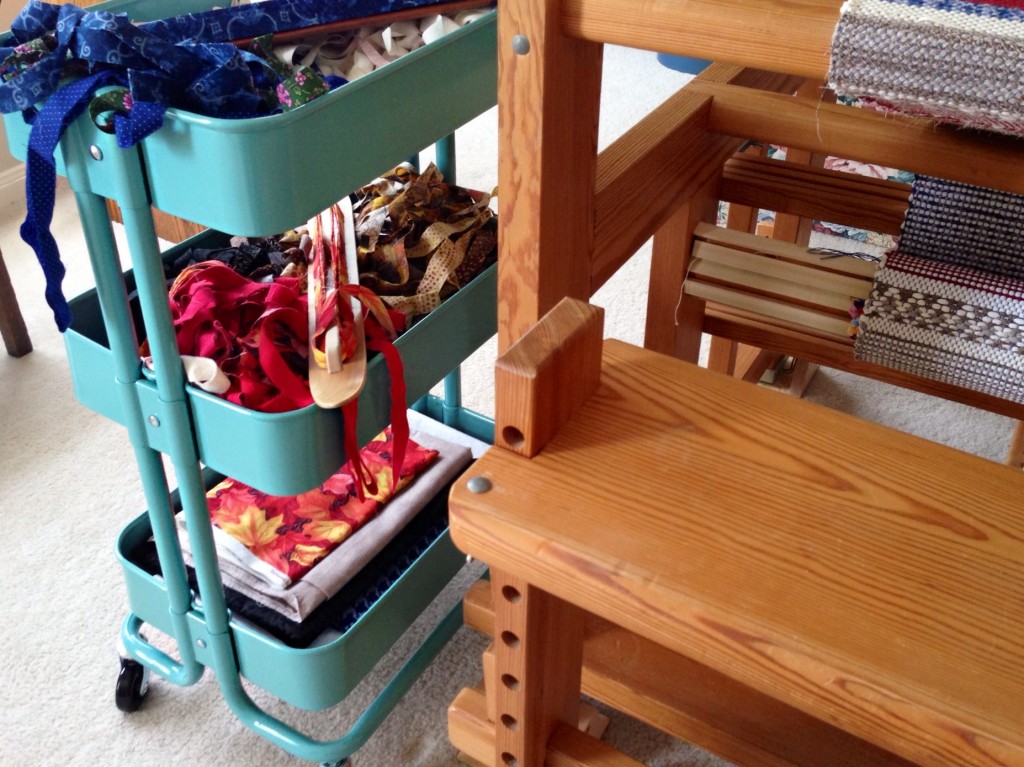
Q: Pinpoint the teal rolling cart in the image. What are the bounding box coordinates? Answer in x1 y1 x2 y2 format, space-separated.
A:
2 2 497 763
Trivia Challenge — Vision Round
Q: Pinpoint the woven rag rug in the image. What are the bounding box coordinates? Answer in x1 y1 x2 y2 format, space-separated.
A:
829 0 1024 402
828 0 1024 135
856 176 1024 403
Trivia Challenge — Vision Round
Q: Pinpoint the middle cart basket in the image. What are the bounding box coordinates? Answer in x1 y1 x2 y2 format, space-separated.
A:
2 1 499 762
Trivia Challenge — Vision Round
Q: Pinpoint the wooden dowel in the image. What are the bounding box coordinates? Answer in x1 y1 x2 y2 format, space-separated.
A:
685 281 853 338
692 82 1024 195
1007 422 1024 469
0 250 32 358
561 0 840 80
695 223 878 279
720 154 910 237
693 241 873 298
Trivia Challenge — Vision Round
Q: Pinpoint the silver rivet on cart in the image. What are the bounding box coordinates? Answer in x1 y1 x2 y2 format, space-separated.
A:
89 145 103 161
512 34 530 55
196 639 207 649
148 415 160 427
467 476 492 494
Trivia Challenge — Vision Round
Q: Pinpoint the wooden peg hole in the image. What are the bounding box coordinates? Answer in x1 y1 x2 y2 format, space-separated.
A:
501 752 520 767
501 673 520 691
501 425 525 450
500 630 521 649
500 713 519 731
501 585 522 603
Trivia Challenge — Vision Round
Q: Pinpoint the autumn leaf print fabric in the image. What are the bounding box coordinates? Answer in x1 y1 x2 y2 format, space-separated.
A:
204 427 438 585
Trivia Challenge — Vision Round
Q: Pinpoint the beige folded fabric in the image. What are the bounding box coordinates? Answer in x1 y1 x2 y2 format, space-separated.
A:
179 429 473 622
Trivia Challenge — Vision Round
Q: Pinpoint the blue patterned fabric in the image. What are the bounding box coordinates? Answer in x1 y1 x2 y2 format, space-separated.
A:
21 70 121 330
1 0 445 330
143 0 444 45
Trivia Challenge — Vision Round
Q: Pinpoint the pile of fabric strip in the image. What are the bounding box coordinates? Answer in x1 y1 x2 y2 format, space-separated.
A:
153 163 495 413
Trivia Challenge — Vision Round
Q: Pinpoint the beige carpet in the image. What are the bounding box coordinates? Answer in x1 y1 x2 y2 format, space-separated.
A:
0 44 1014 767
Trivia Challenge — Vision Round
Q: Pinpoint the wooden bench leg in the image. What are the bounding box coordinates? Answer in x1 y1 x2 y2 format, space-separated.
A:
492 571 585 767
0 249 32 358
1007 421 1024 469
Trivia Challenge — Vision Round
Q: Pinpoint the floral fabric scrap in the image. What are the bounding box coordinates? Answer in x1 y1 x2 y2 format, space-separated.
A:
204 427 438 586
828 0 1024 136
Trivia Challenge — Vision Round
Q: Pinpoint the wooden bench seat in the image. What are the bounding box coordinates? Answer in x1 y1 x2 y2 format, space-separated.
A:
447 300 1024 767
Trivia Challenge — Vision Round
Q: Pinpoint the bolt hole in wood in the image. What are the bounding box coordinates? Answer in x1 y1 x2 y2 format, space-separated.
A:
500 630 521 649
501 585 522 603
501 752 520 767
501 425 525 450
501 673 520 690
500 713 519 731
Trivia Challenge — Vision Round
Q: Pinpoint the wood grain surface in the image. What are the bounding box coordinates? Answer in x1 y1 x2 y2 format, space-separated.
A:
451 340 1024 767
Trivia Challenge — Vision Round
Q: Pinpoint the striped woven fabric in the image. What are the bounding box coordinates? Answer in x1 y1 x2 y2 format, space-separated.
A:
855 251 1024 403
828 0 1024 135
898 176 1024 280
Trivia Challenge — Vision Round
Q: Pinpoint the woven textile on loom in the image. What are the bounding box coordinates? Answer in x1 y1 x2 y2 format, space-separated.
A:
856 178 1024 404
856 241 1024 404
828 0 1024 135
828 0 1024 402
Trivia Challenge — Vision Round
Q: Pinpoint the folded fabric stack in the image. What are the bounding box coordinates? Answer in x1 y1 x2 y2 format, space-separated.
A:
158 417 483 645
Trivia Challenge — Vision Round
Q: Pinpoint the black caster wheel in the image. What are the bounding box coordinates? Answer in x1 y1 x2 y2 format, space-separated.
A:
115 657 150 712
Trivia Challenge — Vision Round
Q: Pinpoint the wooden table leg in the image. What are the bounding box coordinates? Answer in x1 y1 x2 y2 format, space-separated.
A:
491 570 585 767
0 248 32 357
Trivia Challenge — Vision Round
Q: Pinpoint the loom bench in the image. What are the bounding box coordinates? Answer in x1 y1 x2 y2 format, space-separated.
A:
447 299 1024 767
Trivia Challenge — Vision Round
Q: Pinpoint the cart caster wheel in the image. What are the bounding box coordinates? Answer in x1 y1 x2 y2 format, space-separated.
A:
115 657 150 712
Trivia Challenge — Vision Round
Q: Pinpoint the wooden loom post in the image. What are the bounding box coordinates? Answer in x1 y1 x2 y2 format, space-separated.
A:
496 0 603 352
724 78 829 388
644 174 718 362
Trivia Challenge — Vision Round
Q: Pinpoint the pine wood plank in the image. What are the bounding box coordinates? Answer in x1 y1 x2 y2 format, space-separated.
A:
450 687 644 767
694 223 878 279
720 154 910 237
106 202 206 244
685 281 852 338
690 257 858 315
561 0 840 80
703 306 1024 422
463 580 917 767
496 0 603 351
692 240 873 298
495 298 604 456
692 81 1024 196
491 572 586 767
590 66 803 293
643 175 717 360
450 339 1024 767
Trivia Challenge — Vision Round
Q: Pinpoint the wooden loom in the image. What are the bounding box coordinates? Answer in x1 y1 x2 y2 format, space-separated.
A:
446 1 1024 766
